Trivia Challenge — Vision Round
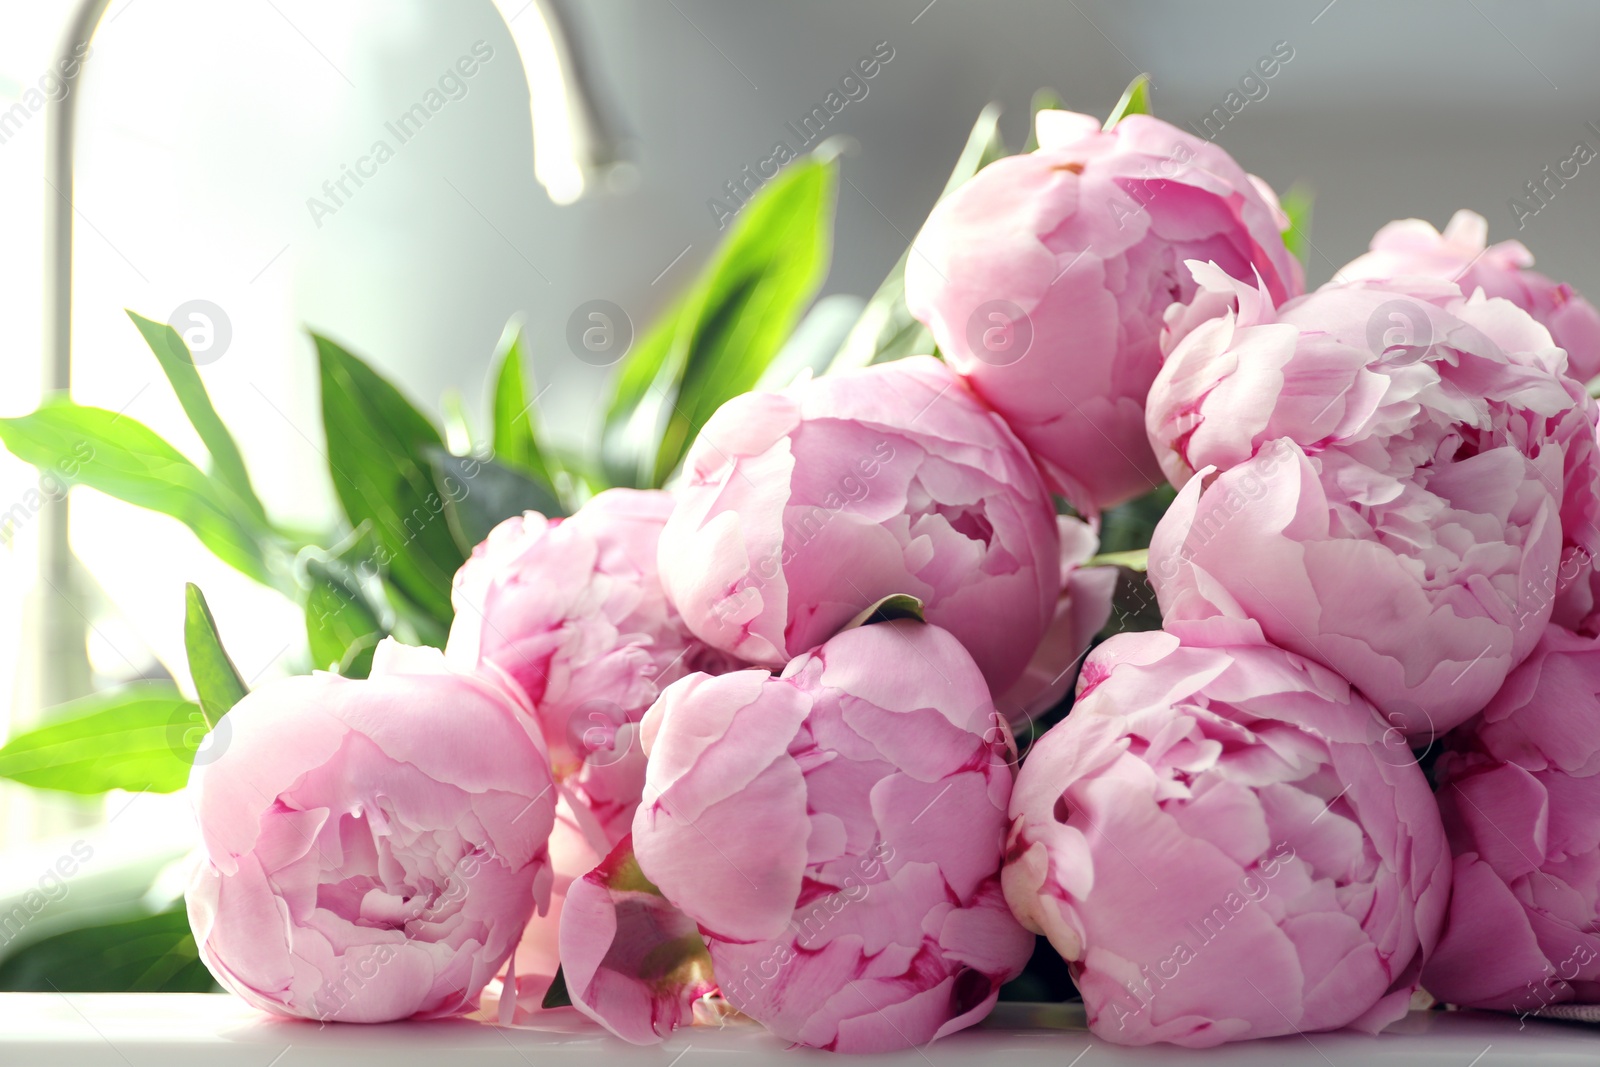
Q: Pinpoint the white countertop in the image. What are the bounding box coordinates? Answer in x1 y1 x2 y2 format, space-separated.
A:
0 994 1594 1066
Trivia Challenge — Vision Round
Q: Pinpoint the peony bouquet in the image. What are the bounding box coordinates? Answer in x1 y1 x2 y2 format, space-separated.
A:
5 74 1600 1051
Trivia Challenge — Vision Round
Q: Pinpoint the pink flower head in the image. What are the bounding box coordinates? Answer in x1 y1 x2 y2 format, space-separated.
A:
1145 266 1600 737
657 356 1060 698
447 488 736 851
630 621 1033 1052
560 835 717 1044
1423 626 1600 1013
445 488 741 1012
1003 627 1450 1047
904 108 1302 509
1340 210 1600 383
186 641 557 1023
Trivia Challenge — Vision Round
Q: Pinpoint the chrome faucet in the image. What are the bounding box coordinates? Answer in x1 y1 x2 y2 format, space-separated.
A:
29 0 620 710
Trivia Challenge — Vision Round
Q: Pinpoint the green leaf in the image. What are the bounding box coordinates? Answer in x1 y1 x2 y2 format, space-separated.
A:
544 445 608 502
1096 483 1176 556
1022 87 1064 153
1280 182 1314 267
388 595 450 651
845 593 926 630
0 399 271 584
1085 548 1148 572
827 249 929 374
440 387 473 455
604 157 837 487
756 294 868 390
937 102 1010 200
490 319 559 493
1101 567 1163 639
315 334 463 626
184 583 248 728
301 523 402 669
0 907 216 992
126 310 266 526
542 965 572 1009
652 157 836 484
600 305 684 488
1104 73 1153 129
304 556 385 678
828 103 1007 374
429 449 563 554
0 682 200 794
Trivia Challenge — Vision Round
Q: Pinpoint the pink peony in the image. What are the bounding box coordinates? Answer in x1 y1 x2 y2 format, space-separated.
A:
1340 209 1600 383
1003 627 1451 1047
1145 266 1600 737
630 621 1033 1052
445 488 739 1009
186 641 557 1023
657 356 1060 698
560 835 718 1044
448 488 734 846
904 108 1302 509
1423 626 1600 1014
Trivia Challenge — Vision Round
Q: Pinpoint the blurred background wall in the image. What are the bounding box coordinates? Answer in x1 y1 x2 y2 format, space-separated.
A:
1 0 1599 850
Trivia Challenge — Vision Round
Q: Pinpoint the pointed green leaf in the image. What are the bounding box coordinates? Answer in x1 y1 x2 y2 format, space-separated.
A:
1096 482 1176 555
600 303 685 487
0 907 216 992
0 399 271 584
1084 548 1149 572
126 310 266 525
429 449 563 555
653 157 834 484
1280 182 1314 267
0 682 199 794
542 966 573 1009
755 294 868 390
1104 73 1153 129
604 156 837 487
315 334 463 626
184 583 248 727
845 593 926 630
1101 567 1163 639
490 319 558 492
938 102 1009 200
828 104 1006 373
304 557 385 678
388 595 450 651
827 248 929 374
440 387 473 456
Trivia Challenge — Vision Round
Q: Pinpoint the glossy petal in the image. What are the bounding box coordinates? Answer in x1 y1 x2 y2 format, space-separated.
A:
560 836 716 1044
905 109 1302 509
1002 628 1450 1047
1146 268 1600 738
658 357 1060 702
186 642 558 1023
1341 209 1600 382
632 621 1031 1052
1423 626 1600 1012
